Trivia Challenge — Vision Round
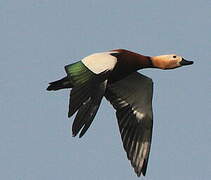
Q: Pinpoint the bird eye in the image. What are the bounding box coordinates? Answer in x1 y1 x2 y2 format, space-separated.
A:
173 55 177 58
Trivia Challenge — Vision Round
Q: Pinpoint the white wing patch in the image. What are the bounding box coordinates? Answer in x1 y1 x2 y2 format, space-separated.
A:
81 52 118 74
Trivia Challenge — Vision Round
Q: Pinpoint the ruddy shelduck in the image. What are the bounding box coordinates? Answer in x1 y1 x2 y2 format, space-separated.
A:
47 49 193 177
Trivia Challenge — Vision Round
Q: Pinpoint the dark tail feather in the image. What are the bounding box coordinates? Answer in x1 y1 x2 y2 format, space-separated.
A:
47 77 73 91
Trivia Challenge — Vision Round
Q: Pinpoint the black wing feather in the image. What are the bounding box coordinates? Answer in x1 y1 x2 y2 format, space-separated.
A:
72 80 107 137
69 71 108 137
105 72 153 177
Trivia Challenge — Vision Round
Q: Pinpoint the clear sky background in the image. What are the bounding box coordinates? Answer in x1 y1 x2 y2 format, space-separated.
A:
1 0 210 179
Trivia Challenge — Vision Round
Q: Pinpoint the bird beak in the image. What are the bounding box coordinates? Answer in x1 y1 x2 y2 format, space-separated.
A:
180 58 194 66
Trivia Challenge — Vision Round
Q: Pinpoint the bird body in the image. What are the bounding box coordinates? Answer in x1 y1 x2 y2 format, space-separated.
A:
47 49 193 177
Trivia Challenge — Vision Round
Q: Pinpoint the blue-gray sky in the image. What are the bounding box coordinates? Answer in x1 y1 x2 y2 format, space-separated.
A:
1 0 210 179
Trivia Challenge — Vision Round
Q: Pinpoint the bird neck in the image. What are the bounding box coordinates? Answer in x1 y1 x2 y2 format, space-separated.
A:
136 55 153 69
111 49 153 70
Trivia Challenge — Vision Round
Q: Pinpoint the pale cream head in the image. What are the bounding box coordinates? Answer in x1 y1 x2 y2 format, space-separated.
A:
151 54 183 69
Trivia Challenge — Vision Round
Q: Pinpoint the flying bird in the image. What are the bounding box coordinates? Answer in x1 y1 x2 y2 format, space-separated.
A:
47 49 193 177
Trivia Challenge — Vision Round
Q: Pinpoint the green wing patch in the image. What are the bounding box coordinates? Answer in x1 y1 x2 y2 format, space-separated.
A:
65 61 94 86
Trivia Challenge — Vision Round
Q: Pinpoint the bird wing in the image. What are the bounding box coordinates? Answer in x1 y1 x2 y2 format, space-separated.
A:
69 71 108 138
105 72 153 177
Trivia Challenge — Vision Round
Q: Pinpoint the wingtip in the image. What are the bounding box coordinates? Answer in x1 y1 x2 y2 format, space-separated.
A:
68 108 76 117
72 131 84 138
46 86 52 91
68 111 73 118
72 128 80 138
135 168 142 177
79 131 85 138
137 174 141 177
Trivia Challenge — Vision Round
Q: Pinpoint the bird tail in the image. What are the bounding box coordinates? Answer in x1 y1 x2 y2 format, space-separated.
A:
47 61 95 91
46 76 73 91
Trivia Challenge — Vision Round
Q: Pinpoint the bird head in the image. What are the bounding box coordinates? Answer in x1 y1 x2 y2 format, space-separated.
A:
151 54 194 70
